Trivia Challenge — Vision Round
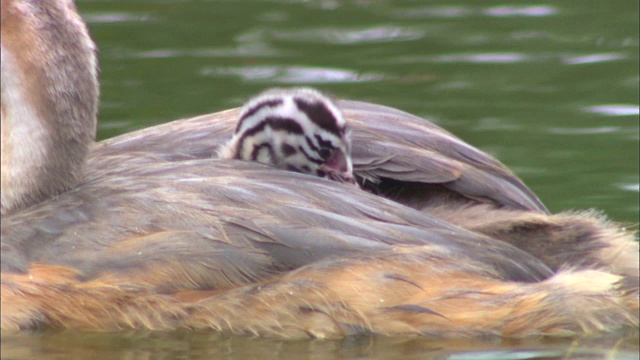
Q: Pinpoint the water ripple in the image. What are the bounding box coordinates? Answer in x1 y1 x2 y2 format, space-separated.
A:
617 183 640 192
472 117 523 131
84 12 153 24
393 6 472 18
130 45 282 59
563 53 627 64
392 5 557 19
201 66 384 84
585 105 640 116
483 5 558 17
547 127 622 135
432 53 529 63
269 26 426 44
386 52 631 65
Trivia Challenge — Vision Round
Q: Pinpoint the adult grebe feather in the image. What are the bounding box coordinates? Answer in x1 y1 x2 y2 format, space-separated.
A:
1 0 98 215
1 0 637 337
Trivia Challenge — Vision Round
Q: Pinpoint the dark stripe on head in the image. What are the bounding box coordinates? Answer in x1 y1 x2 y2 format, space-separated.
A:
237 99 284 132
243 116 305 139
298 146 323 165
268 117 305 134
281 143 296 156
294 98 342 136
236 116 305 159
250 143 274 161
305 136 319 152
314 134 333 148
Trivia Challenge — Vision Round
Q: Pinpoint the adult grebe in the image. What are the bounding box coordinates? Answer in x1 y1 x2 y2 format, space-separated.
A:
1 0 97 216
1 0 637 337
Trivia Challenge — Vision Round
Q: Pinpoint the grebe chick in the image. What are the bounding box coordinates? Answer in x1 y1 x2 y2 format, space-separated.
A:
219 88 354 184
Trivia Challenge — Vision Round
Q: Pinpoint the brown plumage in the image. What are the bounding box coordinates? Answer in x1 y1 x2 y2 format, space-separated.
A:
92 98 638 279
1 0 637 337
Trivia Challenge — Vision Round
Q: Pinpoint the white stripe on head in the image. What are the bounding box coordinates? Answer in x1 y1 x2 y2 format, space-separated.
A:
218 87 353 183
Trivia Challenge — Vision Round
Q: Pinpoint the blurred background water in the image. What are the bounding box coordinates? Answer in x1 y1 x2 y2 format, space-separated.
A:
2 0 637 359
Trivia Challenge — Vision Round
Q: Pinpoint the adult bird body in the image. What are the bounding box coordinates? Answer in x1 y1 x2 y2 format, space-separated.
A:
1 0 637 337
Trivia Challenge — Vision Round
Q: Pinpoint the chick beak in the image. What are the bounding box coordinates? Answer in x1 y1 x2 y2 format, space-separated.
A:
319 149 357 185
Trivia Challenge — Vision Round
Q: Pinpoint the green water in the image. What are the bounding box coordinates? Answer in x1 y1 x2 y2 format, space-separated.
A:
2 0 638 358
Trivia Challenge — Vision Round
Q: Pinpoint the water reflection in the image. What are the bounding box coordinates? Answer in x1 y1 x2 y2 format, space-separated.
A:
547 127 623 135
392 5 558 19
563 53 627 64
390 53 630 64
269 26 426 44
585 105 640 116
83 12 152 24
204 66 384 83
617 182 640 192
482 5 558 17
431 53 529 63
2 331 638 360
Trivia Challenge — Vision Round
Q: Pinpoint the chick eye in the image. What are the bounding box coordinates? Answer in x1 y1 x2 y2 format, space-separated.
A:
281 143 297 157
318 147 332 160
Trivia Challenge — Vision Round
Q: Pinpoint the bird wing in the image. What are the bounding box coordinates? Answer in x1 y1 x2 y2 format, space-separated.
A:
1 159 553 293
